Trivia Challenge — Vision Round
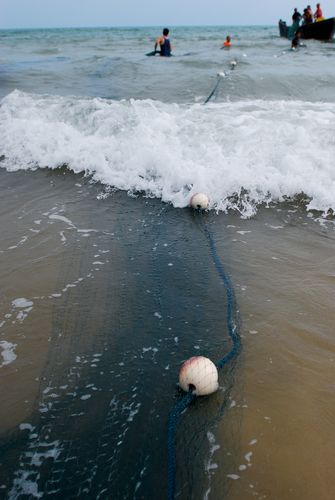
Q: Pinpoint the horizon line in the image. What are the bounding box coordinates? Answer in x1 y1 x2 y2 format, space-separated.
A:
0 23 277 31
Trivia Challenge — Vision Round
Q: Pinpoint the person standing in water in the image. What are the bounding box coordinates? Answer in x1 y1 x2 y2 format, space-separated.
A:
222 35 231 48
154 28 172 56
291 31 302 49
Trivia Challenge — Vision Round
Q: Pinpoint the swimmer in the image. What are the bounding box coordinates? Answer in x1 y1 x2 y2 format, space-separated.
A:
154 28 172 56
221 35 231 48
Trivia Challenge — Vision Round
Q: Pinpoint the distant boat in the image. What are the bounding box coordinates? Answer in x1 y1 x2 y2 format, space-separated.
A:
278 17 335 41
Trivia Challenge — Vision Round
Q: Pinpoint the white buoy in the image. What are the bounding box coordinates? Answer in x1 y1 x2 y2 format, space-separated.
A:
179 356 219 396
230 60 237 69
190 193 209 210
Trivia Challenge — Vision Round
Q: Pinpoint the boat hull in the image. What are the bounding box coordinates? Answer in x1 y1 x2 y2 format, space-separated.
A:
278 17 335 41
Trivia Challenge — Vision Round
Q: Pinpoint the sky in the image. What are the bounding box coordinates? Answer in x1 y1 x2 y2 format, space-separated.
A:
0 0 334 29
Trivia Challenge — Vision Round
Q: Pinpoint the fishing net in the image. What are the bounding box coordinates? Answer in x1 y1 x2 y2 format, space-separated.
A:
0 173 240 499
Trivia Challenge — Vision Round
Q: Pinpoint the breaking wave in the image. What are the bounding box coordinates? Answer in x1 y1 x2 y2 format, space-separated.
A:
1 90 335 216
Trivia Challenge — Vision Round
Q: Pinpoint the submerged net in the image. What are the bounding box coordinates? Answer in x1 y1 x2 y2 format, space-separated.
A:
0 174 241 499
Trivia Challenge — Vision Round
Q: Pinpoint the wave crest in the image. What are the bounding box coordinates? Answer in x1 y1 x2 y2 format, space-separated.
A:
1 90 335 215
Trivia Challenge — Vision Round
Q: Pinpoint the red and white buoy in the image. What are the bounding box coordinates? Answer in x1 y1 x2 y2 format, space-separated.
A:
179 356 218 396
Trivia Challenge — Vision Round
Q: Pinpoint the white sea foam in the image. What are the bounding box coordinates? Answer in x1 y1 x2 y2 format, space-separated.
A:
49 214 76 228
1 90 335 215
12 298 34 308
205 431 220 496
0 341 17 367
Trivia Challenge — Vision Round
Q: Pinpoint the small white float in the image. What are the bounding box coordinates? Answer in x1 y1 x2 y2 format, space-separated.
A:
190 193 209 210
179 356 218 396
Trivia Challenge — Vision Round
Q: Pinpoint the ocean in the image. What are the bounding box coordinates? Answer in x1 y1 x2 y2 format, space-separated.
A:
0 25 335 499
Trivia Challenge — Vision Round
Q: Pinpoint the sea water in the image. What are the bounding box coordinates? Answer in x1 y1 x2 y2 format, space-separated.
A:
0 26 335 499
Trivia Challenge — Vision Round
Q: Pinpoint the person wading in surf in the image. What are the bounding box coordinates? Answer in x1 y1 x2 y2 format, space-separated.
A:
154 28 172 56
221 35 232 48
291 31 302 49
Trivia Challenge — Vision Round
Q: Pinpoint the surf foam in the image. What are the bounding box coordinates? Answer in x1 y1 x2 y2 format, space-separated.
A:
0 341 17 367
1 90 335 216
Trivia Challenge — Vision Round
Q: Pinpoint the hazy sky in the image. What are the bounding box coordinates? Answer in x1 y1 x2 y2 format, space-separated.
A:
1 0 334 29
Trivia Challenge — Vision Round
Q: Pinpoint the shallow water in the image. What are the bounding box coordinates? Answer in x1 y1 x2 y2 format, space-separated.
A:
0 169 240 498
214 206 335 500
1 25 335 500
0 169 334 499
1 25 335 102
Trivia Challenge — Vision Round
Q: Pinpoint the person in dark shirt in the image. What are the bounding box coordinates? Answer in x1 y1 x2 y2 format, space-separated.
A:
154 28 172 57
292 8 302 23
291 31 302 49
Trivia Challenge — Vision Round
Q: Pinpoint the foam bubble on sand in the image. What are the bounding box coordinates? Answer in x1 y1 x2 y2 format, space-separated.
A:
59 231 67 243
8 434 61 499
205 431 220 495
19 423 35 431
11 298 34 323
0 340 17 367
49 214 76 228
12 298 34 308
2 91 335 215
8 235 29 250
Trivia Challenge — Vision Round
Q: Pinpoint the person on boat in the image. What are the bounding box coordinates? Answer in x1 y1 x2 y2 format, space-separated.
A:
291 31 302 49
314 3 324 22
302 7 313 24
292 8 302 23
154 28 172 57
222 35 231 48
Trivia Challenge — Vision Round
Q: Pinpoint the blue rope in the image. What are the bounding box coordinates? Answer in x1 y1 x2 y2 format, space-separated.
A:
167 391 195 500
166 218 241 499
202 222 241 368
204 75 223 104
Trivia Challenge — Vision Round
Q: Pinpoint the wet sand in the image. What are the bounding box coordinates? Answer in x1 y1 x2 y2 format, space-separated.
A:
0 169 335 499
213 207 335 500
